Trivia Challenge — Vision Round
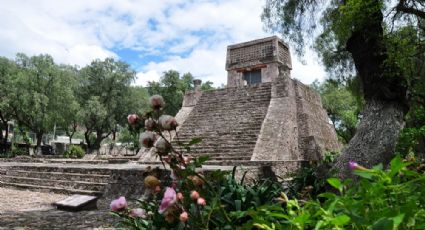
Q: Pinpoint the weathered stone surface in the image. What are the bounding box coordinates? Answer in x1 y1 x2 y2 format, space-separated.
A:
226 36 291 87
160 36 341 171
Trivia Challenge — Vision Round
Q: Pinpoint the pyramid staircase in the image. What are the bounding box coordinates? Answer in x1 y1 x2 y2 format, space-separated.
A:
173 83 272 165
0 165 111 196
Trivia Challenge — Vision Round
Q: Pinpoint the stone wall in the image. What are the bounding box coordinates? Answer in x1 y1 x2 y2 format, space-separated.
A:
251 76 300 161
226 36 292 87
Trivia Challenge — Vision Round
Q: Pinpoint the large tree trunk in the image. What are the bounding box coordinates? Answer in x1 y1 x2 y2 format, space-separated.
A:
35 132 43 155
333 100 405 177
333 2 409 178
84 130 92 153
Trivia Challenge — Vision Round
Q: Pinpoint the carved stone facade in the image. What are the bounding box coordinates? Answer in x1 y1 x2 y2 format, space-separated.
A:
226 36 291 87
140 36 341 170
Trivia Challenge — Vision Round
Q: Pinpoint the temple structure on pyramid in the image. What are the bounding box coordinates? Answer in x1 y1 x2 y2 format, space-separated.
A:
141 36 341 168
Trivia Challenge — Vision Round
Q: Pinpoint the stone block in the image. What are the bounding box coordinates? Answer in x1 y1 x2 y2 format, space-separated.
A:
54 194 98 212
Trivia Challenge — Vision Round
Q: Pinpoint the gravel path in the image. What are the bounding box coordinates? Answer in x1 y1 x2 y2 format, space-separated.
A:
0 187 117 229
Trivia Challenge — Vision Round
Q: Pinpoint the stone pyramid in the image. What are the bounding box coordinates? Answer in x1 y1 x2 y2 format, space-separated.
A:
140 36 341 168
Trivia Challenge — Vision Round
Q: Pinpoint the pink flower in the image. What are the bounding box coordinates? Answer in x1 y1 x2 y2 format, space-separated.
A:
155 138 171 155
348 161 359 170
159 115 178 131
127 114 139 125
348 160 367 170
130 208 146 218
184 156 192 164
150 95 165 109
190 191 200 200
159 187 177 214
145 118 156 131
197 197 206 206
177 192 184 201
110 196 127 211
179 211 189 222
140 132 156 148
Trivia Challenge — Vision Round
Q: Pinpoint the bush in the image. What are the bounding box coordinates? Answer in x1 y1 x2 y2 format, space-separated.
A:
63 145 85 159
246 156 425 229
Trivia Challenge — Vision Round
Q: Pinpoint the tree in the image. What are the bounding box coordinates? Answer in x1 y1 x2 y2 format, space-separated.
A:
11 54 76 151
78 58 136 151
0 57 17 144
147 71 191 116
262 0 425 177
55 65 81 144
147 71 215 116
201 81 215 91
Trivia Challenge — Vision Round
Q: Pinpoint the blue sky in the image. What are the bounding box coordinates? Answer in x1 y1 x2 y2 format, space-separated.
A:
0 0 326 86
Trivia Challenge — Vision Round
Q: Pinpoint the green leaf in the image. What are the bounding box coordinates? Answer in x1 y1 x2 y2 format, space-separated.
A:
331 215 350 225
327 178 342 191
353 170 374 179
188 137 202 146
372 217 393 230
235 199 242 211
318 192 337 199
389 155 410 177
373 163 383 171
392 214 405 229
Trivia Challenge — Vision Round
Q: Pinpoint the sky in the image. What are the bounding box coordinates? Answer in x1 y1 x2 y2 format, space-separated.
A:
0 0 326 87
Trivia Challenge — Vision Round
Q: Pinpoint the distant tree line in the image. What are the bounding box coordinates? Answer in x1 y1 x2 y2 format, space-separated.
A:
0 53 214 152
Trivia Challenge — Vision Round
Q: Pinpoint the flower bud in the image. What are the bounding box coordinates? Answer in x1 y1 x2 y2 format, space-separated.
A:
140 132 156 148
130 208 146 218
179 211 189 222
188 175 204 187
150 95 165 109
145 118 156 131
110 196 127 211
197 197 206 206
144 175 160 189
154 185 161 193
190 191 199 200
348 160 367 170
155 138 171 155
177 192 184 201
127 114 139 125
159 115 178 131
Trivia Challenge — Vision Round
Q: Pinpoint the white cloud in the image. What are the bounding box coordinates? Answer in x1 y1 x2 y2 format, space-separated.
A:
135 70 161 86
0 0 326 85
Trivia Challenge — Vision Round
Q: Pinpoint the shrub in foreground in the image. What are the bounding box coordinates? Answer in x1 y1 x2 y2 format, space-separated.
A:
247 156 425 229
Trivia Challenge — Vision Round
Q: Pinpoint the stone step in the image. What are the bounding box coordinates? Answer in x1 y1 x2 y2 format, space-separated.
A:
0 175 107 191
175 83 271 163
9 165 113 175
201 160 253 166
6 170 110 183
46 159 108 164
0 181 103 196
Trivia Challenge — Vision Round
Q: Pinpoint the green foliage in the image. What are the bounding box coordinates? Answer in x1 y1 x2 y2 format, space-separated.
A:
63 145 85 159
78 58 137 150
147 71 215 116
10 53 77 147
245 156 425 229
147 71 192 116
397 106 425 158
118 127 140 151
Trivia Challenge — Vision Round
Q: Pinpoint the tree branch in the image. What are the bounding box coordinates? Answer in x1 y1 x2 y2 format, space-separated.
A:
396 1 425 19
